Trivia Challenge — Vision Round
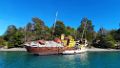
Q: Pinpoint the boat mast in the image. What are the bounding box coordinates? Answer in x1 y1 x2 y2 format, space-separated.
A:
52 11 58 37
54 11 58 29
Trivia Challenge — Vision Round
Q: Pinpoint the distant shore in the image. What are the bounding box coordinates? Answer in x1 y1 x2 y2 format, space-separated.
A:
0 47 120 52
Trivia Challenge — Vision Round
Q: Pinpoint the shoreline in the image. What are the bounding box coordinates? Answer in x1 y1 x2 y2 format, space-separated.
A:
0 48 26 51
0 47 120 52
87 48 120 52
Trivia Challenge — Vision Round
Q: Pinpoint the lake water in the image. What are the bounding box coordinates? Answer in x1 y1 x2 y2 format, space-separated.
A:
0 51 120 68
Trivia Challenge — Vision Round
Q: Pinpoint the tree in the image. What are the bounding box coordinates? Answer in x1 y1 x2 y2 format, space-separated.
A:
4 25 17 42
77 18 87 38
25 22 35 41
97 27 108 37
3 25 25 48
43 26 51 40
54 21 66 37
115 28 120 41
77 18 95 42
9 30 24 47
32 17 46 40
0 36 6 46
65 26 77 39
92 28 116 48
15 28 25 47
26 22 34 32
86 20 95 42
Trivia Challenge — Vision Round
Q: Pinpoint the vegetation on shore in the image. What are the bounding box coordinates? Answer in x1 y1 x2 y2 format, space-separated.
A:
0 17 120 49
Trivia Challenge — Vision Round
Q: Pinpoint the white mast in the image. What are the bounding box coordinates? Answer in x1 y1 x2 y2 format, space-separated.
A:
53 11 58 29
53 11 58 35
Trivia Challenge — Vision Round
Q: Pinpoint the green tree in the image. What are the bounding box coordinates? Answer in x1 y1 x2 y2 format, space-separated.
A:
114 28 120 41
65 26 74 35
43 26 51 40
3 25 25 48
0 36 6 46
77 18 95 42
97 27 107 37
32 17 46 40
4 25 16 40
65 26 77 39
10 30 24 47
54 21 66 37
4 25 17 41
92 28 116 48
25 22 35 41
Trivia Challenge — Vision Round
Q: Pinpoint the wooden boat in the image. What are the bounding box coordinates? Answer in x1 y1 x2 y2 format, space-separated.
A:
25 11 87 55
25 41 64 55
25 38 87 55
25 25 88 55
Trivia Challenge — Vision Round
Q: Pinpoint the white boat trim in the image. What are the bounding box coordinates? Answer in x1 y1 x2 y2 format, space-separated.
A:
62 49 87 55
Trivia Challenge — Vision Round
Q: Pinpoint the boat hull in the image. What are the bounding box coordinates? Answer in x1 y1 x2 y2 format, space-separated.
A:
25 46 87 55
62 49 87 55
25 46 64 55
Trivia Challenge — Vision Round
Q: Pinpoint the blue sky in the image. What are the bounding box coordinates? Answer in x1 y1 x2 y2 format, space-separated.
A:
0 0 120 35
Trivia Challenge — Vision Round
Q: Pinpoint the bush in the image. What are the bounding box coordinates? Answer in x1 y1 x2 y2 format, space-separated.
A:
92 34 116 48
106 41 115 48
0 37 6 46
7 42 15 48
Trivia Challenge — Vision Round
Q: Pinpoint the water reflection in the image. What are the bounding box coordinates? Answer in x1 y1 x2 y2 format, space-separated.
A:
63 53 88 61
0 52 90 68
63 52 89 67
1 52 120 68
79 52 89 65
63 55 76 60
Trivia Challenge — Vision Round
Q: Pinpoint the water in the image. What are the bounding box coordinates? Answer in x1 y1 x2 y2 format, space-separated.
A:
0 51 120 68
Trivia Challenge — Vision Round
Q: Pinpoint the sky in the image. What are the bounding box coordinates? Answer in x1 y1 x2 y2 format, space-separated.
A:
0 0 120 35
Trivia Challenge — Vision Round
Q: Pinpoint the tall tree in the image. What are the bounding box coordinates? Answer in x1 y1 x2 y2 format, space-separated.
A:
54 21 66 37
77 18 95 42
3 25 25 47
11 28 24 47
32 17 46 40
43 26 51 40
115 28 120 41
97 27 108 37
26 22 34 32
92 28 116 48
25 22 35 41
0 36 6 46
65 26 77 39
4 25 17 41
